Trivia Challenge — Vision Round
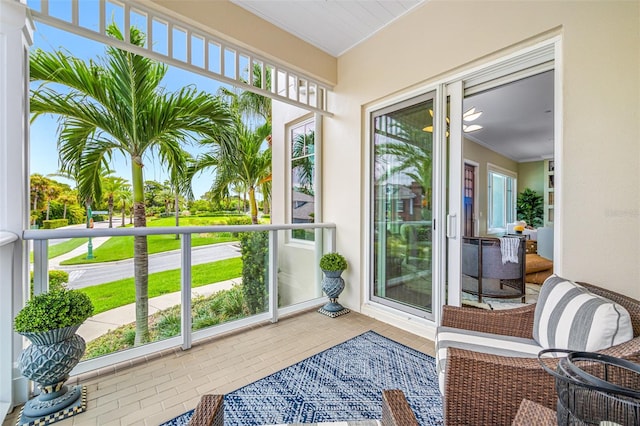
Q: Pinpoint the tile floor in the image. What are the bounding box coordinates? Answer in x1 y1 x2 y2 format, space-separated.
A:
3 310 435 426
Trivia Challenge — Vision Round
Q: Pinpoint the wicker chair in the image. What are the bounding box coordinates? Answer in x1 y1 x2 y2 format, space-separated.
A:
187 390 418 426
441 282 640 426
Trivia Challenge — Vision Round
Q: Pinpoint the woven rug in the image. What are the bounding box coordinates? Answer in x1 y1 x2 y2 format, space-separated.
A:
160 331 442 425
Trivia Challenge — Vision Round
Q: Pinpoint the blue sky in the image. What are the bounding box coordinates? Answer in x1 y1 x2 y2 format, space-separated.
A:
30 20 230 199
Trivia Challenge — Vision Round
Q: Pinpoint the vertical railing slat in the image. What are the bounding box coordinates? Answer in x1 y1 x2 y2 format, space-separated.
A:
181 234 192 350
269 230 278 323
32 240 49 296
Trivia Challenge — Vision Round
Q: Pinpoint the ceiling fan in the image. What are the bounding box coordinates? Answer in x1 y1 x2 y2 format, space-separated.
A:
423 107 483 134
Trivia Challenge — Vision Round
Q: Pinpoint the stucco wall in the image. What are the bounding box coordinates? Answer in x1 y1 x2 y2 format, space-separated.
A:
518 161 545 195
328 0 639 303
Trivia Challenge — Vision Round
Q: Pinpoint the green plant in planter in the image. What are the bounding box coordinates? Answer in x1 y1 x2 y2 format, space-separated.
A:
14 289 95 422
516 188 544 228
319 252 348 272
14 289 94 334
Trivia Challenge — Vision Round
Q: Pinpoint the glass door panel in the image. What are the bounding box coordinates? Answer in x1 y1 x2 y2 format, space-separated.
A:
371 93 435 318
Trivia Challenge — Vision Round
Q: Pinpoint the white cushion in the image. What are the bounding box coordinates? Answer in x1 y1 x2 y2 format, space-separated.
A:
533 275 633 351
435 326 542 395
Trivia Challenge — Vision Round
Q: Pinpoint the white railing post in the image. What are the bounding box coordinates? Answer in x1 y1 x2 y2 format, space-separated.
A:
180 234 192 350
32 240 48 295
268 230 278 323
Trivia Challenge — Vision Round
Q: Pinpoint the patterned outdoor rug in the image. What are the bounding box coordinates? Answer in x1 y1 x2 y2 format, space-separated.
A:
160 331 442 425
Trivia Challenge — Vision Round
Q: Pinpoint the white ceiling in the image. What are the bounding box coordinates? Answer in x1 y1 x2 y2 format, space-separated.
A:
231 0 425 57
232 0 553 162
464 71 554 162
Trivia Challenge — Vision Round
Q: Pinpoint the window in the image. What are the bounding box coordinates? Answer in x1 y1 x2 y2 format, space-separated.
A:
487 165 516 232
290 119 315 241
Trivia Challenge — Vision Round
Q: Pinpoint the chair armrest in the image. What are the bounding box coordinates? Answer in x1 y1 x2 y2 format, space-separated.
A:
598 336 640 363
381 390 419 426
188 394 224 426
444 347 557 426
441 304 535 338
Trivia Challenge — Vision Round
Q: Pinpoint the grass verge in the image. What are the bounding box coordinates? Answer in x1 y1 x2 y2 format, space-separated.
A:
78 257 242 314
30 238 89 262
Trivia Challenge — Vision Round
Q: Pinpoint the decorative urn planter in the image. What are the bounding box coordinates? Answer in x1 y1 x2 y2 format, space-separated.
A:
18 326 87 424
318 253 350 318
14 289 93 425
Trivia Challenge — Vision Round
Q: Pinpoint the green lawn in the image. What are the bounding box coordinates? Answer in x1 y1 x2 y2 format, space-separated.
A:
30 238 89 262
79 257 243 314
60 216 246 265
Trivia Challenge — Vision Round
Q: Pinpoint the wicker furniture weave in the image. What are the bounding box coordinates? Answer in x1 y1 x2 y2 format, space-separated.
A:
188 394 223 426
187 390 418 426
441 282 640 426
511 399 555 426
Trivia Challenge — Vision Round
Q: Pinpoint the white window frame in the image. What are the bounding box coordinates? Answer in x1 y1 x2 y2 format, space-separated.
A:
487 163 517 234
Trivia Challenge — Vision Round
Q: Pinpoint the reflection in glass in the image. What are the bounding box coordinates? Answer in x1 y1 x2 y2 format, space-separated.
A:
291 121 315 241
373 97 434 314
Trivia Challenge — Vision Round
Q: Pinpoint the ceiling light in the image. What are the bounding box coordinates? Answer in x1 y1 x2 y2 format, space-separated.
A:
463 111 483 122
463 124 483 132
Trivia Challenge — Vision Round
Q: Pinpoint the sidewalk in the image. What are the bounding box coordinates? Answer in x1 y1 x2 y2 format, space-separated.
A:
77 279 239 342
49 236 111 267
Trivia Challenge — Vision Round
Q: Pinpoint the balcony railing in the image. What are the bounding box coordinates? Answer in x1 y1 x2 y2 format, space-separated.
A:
22 222 336 376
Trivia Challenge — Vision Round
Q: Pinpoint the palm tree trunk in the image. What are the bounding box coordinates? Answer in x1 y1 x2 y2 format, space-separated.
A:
249 186 258 224
121 206 126 227
46 200 50 221
63 202 67 219
132 161 149 345
108 196 114 228
174 191 180 240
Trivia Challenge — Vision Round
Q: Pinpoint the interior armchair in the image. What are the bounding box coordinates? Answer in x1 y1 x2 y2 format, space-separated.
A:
437 279 640 425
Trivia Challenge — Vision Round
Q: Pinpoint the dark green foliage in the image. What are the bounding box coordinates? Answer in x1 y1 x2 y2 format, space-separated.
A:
239 231 268 314
14 289 94 333
42 219 69 229
319 252 347 272
517 188 544 227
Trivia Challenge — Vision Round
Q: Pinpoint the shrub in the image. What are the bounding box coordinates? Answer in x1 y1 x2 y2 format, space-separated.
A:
42 219 69 229
29 270 69 295
319 252 347 271
226 216 252 226
239 231 268 314
14 289 94 333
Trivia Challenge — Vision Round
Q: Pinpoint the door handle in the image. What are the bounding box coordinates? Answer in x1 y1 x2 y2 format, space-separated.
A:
447 214 457 239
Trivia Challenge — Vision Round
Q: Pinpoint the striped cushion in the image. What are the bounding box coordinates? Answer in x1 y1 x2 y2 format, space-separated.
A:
435 326 542 395
533 275 633 351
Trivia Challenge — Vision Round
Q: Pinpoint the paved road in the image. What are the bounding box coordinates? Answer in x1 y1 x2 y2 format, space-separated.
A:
61 242 241 289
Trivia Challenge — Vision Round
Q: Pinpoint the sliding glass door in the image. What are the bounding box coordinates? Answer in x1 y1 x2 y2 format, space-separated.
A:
371 93 436 318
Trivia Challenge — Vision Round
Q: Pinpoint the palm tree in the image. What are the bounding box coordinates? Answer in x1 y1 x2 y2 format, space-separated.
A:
195 117 271 224
376 125 433 215
292 130 315 196
57 189 78 220
30 23 232 344
102 176 129 228
115 183 132 226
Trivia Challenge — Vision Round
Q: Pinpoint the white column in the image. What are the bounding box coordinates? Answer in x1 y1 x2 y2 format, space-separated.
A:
0 0 33 415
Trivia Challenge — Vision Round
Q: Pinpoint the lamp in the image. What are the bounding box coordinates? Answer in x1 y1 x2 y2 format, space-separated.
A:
423 107 483 134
